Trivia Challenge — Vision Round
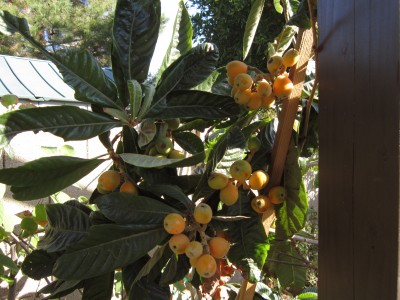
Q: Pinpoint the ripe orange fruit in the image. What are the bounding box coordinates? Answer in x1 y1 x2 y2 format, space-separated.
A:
169 233 190 254
233 73 253 91
185 241 203 259
209 237 230 259
273 74 293 98
230 160 252 182
248 170 269 190
219 182 239 206
164 213 186 234
234 88 252 105
251 195 273 213
119 180 139 195
226 60 248 79
245 92 262 110
268 186 286 204
196 254 217 278
267 55 284 75
282 48 300 67
98 170 121 192
261 93 275 108
208 173 229 190
257 79 272 97
193 203 213 224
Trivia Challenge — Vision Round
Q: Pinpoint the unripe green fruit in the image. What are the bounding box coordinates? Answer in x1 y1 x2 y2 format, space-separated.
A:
247 136 261 152
165 118 180 130
148 146 159 156
230 160 252 182
219 182 239 206
155 137 173 155
168 149 185 159
207 173 229 190
20 217 38 235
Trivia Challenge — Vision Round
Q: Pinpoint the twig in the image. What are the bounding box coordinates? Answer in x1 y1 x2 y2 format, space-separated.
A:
10 232 30 254
266 258 318 271
268 227 318 245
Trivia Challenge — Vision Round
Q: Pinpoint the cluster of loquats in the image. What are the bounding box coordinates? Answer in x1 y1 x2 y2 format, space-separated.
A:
97 169 139 196
164 203 231 279
146 118 186 161
226 48 300 110
251 185 287 214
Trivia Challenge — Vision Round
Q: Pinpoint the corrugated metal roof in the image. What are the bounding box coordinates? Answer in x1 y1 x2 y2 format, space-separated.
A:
0 55 113 103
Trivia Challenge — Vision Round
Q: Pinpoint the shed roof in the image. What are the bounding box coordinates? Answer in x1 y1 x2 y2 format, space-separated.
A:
0 55 113 103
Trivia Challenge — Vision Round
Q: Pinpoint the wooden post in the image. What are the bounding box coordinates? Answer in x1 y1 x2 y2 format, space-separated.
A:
319 0 400 298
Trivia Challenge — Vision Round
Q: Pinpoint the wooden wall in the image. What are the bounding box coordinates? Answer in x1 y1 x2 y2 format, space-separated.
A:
319 0 400 298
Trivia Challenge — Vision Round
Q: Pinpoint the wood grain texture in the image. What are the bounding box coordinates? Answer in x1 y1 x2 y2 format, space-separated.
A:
319 0 400 298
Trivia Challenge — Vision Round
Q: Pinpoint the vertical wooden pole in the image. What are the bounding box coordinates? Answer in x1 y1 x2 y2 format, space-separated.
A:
319 0 400 298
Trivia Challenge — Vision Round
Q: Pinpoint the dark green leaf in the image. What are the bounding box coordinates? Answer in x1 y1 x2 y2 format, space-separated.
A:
159 253 190 286
0 156 105 200
151 43 219 109
128 79 143 119
145 90 241 120
112 0 161 85
53 225 168 280
96 193 179 225
0 252 18 273
40 280 83 299
158 0 192 77
54 49 120 108
266 240 307 293
0 106 121 148
103 108 130 123
129 280 170 300
191 67 231 96
120 151 205 168
254 282 281 300
138 83 156 119
21 250 60 280
132 245 166 285
172 131 204 154
287 0 311 28
82 272 114 300
243 0 265 60
139 184 193 210
0 10 30 36
174 119 214 132
123 126 140 154
275 140 308 239
39 204 90 252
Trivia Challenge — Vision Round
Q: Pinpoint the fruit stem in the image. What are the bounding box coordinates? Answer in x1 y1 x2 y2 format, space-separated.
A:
198 224 210 254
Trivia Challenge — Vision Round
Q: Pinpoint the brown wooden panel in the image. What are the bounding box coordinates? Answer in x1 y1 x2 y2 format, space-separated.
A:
319 0 400 298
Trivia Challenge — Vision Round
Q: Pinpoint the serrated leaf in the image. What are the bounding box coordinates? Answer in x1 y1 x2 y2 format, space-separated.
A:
266 240 307 293
191 67 231 96
172 131 204 154
53 225 168 280
112 0 161 107
275 140 308 239
158 0 192 78
144 90 241 120
267 25 298 59
0 10 30 36
54 49 120 108
150 43 219 112
21 250 60 280
120 151 205 168
0 106 121 148
127 80 143 119
243 0 265 60
0 252 18 273
38 204 90 252
0 156 105 200
96 193 179 225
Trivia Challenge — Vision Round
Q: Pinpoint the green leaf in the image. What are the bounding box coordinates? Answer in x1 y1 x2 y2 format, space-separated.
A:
296 292 318 299
151 43 219 111
243 0 265 60
275 140 308 239
0 252 18 273
254 282 281 300
21 250 60 280
120 151 205 168
82 272 114 300
123 126 140 154
159 252 190 286
144 90 241 120
54 49 120 108
0 106 121 148
274 0 284 13
0 156 105 200
172 131 204 154
267 25 298 59
96 193 179 225
38 204 90 252
139 184 194 210
158 0 192 78
127 79 143 119
0 10 30 36
1 94 18 108
103 108 130 124
191 67 231 96
53 225 168 280
137 119 157 148
138 83 156 119
40 280 83 300
132 245 167 284
287 0 311 28
266 240 307 294
112 0 161 86
226 192 269 282
174 119 214 132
